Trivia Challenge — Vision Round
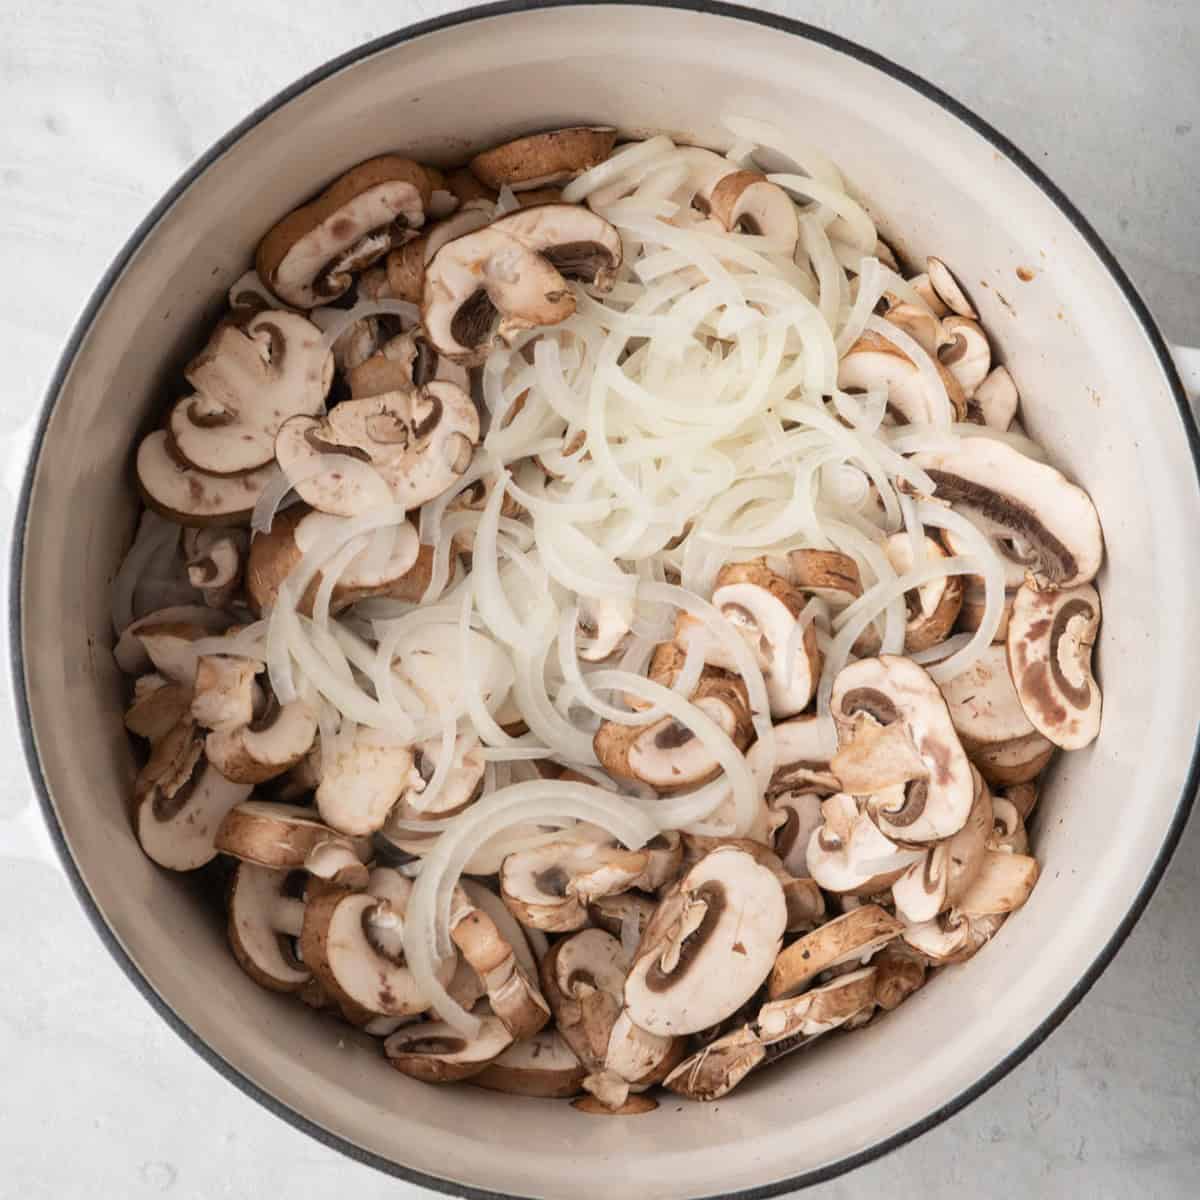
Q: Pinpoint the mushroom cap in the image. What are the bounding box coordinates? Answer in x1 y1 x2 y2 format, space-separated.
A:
806 792 919 894
422 227 576 364
539 928 628 1071
872 942 929 1011
473 1028 586 1098
215 800 368 870
971 365 1020 431
168 311 332 474
837 331 966 424
663 1024 765 1102
275 380 479 517
939 642 1039 750
1006 582 1102 750
882 533 964 653
206 698 319 785
707 171 799 253
137 431 279 527
913 439 1104 589
757 966 879 1048
938 316 991 398
784 548 863 607
227 862 310 992
256 156 432 308
135 760 252 871
316 728 420 836
490 204 623 291
624 847 787 1037
385 1011 513 1084
767 904 903 999
470 126 617 191
831 655 976 844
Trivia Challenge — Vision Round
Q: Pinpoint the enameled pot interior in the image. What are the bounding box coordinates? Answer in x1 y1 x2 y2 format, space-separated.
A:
18 6 1200 1198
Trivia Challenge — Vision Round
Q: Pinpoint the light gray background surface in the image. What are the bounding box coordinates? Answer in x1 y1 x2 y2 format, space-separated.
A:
1 1 1197 1196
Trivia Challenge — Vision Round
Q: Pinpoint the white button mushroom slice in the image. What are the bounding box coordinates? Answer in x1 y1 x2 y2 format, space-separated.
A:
624 847 787 1037
937 315 991 398
783 547 863 609
891 767 993 925
882 533 964 653
214 799 368 871
971 364 1020 430
490 204 624 292
274 381 479 517
806 792 920 895
706 170 799 254
316 727 420 836
385 1010 514 1084
989 795 1029 855
770 791 825 877
136 622 224 687
227 862 310 992
125 677 194 743
167 311 333 475
883 302 944 357
1006 582 1102 750
539 929 629 1071
182 527 245 608
137 431 280 528
135 759 252 871
969 729 1056 787
926 256 978 319
690 560 821 718
190 654 261 731
421 227 575 364
872 941 929 1011
386 203 495 304
837 330 967 424
831 655 976 844
448 886 551 1041
576 596 633 662
300 869 454 1019
767 904 903 999
473 1028 586 1098
593 666 753 792
912 439 1104 589
953 850 1040 917
256 156 432 308
205 696 319 785
381 736 486 859
303 837 372 891
114 605 231 675
469 126 618 192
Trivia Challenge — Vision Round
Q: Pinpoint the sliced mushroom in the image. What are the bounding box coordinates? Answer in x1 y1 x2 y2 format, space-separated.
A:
883 302 943 356
872 941 928 1011
969 729 1056 787
926 256 977 319
767 904 903 999
937 316 990 398
971 365 1019 430
135 758 252 871
167 311 332 475
205 696 319 785
838 330 967 424
902 909 1004 964
706 171 799 254
275 380 480 517
385 1010 513 1083
907 272 949 318
348 330 470 398
256 156 431 308
382 733 486 857
490 205 623 291
806 792 920 894
125 676 195 743
831 655 975 843
215 800 368 872
304 837 373 891
989 795 1029 855
1002 780 1040 822
624 847 787 1036
307 306 381 374
470 127 617 191
386 204 494 304
942 513 1045 594
473 1029 586 1098
137 431 279 527
182 528 245 607
954 850 1040 917
540 929 628 1072
576 596 633 662
316 727 421 836
227 862 309 992
114 605 231 675
661 1023 764 1102
588 892 656 942
188 654 258 731
912 439 1103 589
1006 582 1102 750
883 533 964 652
421 227 575 364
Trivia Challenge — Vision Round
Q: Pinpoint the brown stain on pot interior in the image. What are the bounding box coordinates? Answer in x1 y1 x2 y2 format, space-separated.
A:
1016 266 1036 282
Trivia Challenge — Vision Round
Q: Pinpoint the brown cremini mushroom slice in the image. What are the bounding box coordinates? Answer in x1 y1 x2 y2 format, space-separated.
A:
926 256 978 319
588 891 657 943
349 329 471 398
883 533 964 652
215 800 368 872
1001 780 1040 822
473 1028 586 1098
937 316 990 398
470 126 617 191
316 727 421 836
831 655 975 843
902 910 1004 964
125 676 195 744
912 439 1103 589
954 850 1040 917
182 528 245 608
189 654 259 731
114 605 231 675
707 171 799 253
385 1010 514 1083
135 758 252 871
275 379 480 517
381 733 487 858
906 271 949 318
806 792 919 894
137 432 279 528
386 204 494 304
256 156 432 308
838 330 967 424
971 365 1020 430
490 205 623 291
767 904 903 999
576 596 633 662
989 795 1029 855
624 847 787 1037
1006 582 1102 750
539 929 629 1072
872 941 929 1010
883 302 942 356
227 862 310 992
422 227 575 364
205 695 319 785
969 729 1056 787
167 311 333 475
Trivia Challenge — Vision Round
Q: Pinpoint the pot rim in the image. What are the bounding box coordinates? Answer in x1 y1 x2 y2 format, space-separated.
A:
11 2 1199 1196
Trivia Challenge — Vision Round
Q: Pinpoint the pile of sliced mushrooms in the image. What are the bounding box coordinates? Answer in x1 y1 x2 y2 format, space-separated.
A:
114 120 1104 1111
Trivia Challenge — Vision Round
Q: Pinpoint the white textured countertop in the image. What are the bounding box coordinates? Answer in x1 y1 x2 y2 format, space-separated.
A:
2 2 1198 1197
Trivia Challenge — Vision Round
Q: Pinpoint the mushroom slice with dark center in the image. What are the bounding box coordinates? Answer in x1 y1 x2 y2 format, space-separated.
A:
490 204 623 292
256 156 432 308
167 311 333 475
1006 581 1102 750
912 439 1103 589
215 800 369 872
837 330 966 424
926 256 978 319
386 1009 514 1084
469 126 617 191
316 726 421 836
135 759 252 871
473 1028 586 1098
227 862 310 992
348 330 470 398
136 432 279 528
539 929 629 1072
882 533 964 653
576 596 633 662
831 655 975 843
300 868 455 1018
806 792 919 895
706 171 799 253
768 904 903 999
182 527 246 608
624 847 787 1037
386 203 494 305
971 365 1020 430
422 227 575 364
883 302 943 356
936 315 991 398
770 790 826 877
205 696 319 785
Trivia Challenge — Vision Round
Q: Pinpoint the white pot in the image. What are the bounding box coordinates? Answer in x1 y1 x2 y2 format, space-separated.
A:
13 4 1200 1196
